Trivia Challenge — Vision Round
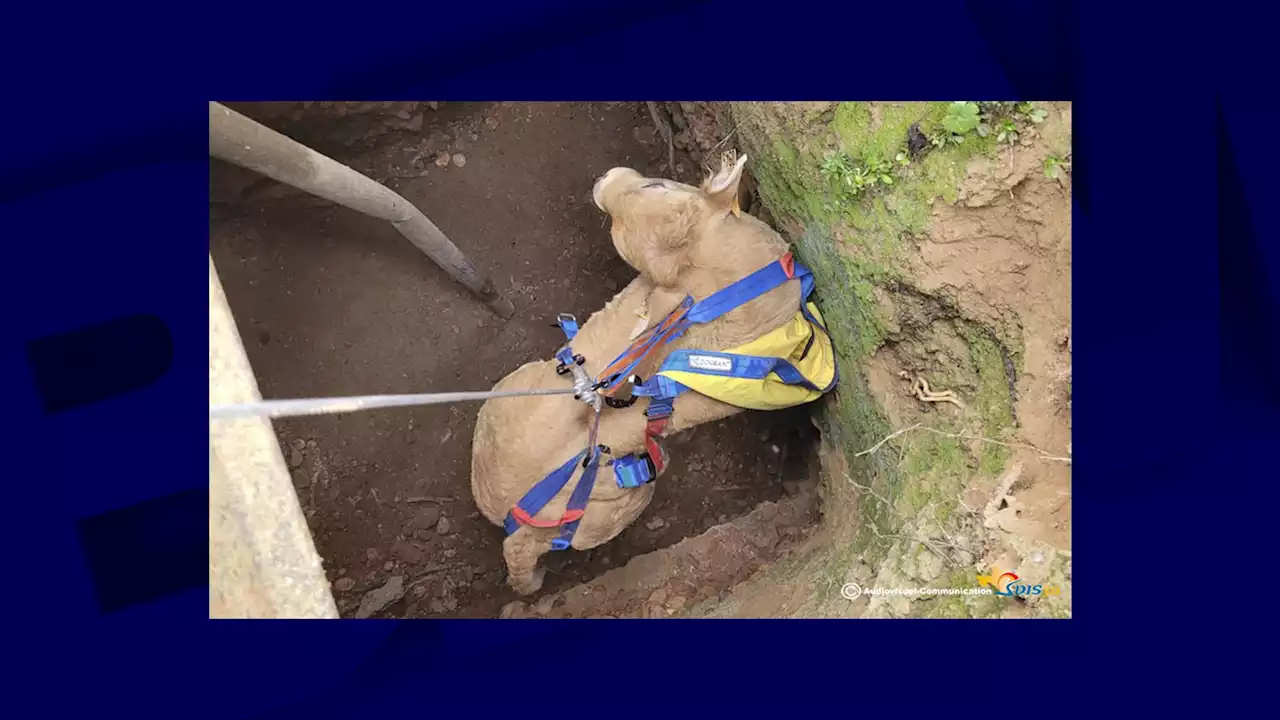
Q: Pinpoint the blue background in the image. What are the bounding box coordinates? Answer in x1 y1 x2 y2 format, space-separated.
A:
2 0 1264 712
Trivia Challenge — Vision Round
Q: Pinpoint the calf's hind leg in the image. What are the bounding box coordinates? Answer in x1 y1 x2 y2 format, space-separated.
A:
503 528 556 595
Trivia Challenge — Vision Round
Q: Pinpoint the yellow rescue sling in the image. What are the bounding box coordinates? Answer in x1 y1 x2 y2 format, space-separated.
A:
657 301 837 411
504 251 838 551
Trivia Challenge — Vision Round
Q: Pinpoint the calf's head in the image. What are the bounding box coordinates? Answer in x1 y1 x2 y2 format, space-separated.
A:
592 154 748 285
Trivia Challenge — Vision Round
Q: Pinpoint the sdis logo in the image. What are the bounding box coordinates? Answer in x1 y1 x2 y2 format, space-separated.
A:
976 567 1062 597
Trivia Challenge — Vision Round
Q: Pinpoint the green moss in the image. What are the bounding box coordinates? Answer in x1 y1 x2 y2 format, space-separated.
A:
916 149 966 206
683 102 1076 619
917 591 972 619
772 136 798 167
741 101 998 248
816 539 860 603
912 571 986 618
958 322 1016 473
731 100 1024 579
969 591 1008 619
748 127 840 230
893 431 968 523
831 103 922 166
747 102 976 256
902 432 965 477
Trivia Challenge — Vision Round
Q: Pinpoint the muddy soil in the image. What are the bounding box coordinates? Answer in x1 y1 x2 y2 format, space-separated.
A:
501 489 821 619
668 102 1073 618
208 102 819 618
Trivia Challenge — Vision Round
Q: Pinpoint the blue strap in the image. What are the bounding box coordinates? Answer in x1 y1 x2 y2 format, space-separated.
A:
790 260 839 392
793 261 815 297
654 349 824 392
556 313 580 340
632 259 836 398
612 453 655 489
595 257 803 393
551 448 604 550
554 314 581 367
632 376 690 405
685 258 794 324
595 296 695 392
503 449 587 535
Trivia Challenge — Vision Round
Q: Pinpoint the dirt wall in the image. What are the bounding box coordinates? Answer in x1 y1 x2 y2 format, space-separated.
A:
671 102 1073 618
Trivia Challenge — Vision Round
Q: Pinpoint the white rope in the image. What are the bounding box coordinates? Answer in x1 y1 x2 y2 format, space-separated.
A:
210 387 578 421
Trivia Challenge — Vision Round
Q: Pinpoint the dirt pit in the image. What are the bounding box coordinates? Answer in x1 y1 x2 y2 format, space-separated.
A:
209 101 821 618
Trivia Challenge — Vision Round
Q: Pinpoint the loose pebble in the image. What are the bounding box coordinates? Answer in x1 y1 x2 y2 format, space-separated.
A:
355 577 405 619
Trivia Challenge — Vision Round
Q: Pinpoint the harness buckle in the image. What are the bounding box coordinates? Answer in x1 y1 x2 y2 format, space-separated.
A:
602 374 643 409
645 397 674 420
612 453 657 489
582 444 609 468
555 352 587 376
554 313 580 340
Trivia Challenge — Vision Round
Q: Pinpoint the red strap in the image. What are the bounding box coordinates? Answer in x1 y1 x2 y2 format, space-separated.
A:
510 506 585 529
644 416 669 474
595 304 692 395
780 251 795 279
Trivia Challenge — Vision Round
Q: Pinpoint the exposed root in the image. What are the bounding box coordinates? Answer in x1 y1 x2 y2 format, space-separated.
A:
983 462 1024 520
854 423 1072 464
646 101 677 176
899 371 964 409
844 474 980 569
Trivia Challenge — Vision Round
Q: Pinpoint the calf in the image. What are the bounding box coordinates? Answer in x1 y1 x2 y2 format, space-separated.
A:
470 155 804 595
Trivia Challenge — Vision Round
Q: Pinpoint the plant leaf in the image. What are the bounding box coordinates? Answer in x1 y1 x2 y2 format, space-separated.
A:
880 175 894 185
977 123 990 137
942 101 981 135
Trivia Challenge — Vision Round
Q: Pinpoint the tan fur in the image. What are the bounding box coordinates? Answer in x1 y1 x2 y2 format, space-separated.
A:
470 156 801 595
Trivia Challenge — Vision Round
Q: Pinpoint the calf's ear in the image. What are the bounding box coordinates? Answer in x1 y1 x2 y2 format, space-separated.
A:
702 152 748 213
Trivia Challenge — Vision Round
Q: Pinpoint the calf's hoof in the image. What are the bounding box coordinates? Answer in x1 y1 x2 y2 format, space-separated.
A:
508 566 547 596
